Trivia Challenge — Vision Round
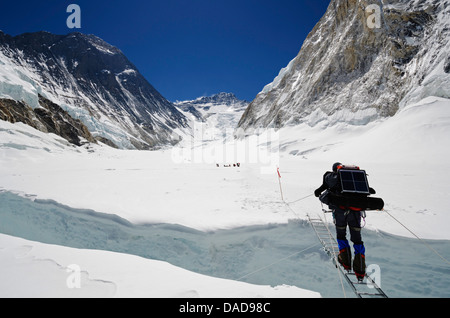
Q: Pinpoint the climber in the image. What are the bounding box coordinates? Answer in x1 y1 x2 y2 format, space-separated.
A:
314 162 375 281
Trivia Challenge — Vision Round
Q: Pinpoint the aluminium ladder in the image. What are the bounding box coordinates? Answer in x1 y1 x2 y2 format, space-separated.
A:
307 214 388 298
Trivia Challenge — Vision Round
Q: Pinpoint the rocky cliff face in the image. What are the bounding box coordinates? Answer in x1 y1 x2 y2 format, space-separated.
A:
238 0 450 131
0 95 96 147
0 31 188 149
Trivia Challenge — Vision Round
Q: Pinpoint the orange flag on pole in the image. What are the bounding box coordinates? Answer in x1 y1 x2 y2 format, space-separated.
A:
277 167 283 201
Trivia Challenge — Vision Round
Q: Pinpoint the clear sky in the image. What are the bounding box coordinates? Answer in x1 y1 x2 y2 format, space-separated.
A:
0 0 330 102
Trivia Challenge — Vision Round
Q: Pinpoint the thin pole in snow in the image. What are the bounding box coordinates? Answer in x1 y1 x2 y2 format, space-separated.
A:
277 167 284 201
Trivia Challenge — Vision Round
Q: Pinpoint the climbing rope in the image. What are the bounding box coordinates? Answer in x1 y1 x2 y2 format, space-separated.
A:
285 194 314 205
236 243 320 281
383 208 450 266
236 193 319 282
315 211 348 298
285 194 349 297
285 187 450 268
240 171 450 292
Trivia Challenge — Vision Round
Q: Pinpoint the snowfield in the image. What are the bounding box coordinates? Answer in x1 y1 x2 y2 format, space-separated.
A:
0 96 449 298
0 234 318 298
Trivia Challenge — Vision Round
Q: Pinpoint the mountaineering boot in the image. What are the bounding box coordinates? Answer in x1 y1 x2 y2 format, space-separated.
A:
337 240 352 271
353 244 366 281
353 254 366 281
338 247 352 271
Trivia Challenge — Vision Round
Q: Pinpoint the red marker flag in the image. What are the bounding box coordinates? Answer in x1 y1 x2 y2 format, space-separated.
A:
277 167 283 201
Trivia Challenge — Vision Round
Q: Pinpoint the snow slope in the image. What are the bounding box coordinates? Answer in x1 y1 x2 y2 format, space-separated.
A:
175 93 248 143
2 98 447 236
0 234 317 298
0 119 319 298
0 96 449 298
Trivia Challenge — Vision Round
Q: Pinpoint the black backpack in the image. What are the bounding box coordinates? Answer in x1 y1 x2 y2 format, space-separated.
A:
320 165 384 211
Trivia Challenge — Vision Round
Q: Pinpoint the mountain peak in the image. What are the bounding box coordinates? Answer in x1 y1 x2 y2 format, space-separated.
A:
186 92 248 107
0 31 188 149
65 32 122 55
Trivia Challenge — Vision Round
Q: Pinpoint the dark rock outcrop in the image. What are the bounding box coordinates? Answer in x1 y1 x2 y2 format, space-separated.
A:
0 95 102 147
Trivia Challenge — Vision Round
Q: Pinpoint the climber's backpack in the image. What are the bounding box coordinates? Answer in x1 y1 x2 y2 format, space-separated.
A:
320 165 384 211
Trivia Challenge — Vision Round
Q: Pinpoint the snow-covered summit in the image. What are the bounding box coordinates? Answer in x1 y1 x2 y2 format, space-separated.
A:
179 92 249 107
0 31 189 149
175 93 249 141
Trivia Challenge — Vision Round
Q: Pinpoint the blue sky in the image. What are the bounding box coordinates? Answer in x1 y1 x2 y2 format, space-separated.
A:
0 0 330 102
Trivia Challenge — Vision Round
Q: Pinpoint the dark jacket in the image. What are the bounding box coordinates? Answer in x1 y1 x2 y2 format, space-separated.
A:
314 171 340 197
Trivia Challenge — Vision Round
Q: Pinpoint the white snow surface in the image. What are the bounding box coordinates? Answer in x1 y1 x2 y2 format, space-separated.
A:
0 234 313 298
175 93 248 143
0 96 449 298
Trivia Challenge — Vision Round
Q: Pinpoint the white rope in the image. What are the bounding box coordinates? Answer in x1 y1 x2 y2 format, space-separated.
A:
236 243 320 281
383 209 450 266
283 189 450 296
320 211 347 298
285 194 314 205
284 192 348 298
236 193 321 282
